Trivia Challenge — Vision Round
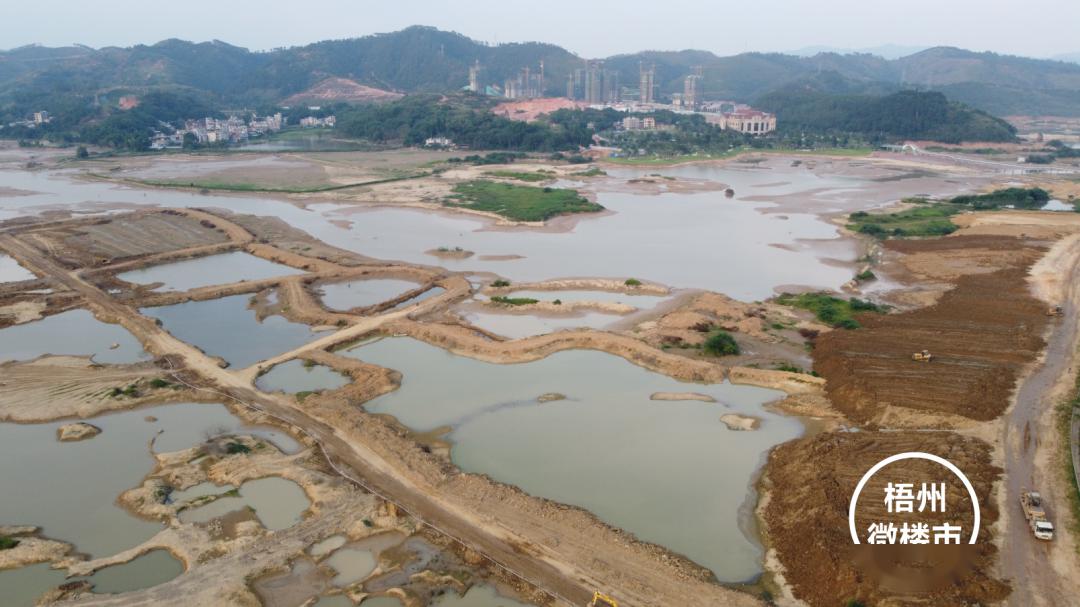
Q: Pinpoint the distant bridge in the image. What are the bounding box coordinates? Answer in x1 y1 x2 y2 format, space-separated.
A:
887 143 1079 175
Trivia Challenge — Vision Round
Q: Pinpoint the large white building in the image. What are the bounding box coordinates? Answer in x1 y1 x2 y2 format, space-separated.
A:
705 109 776 135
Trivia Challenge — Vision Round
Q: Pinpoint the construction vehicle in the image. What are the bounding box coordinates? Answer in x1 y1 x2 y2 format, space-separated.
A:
1021 491 1055 541
911 350 933 362
1048 305 1064 317
588 591 618 607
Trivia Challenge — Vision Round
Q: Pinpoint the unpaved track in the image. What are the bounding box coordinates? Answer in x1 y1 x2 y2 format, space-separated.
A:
1000 236 1080 606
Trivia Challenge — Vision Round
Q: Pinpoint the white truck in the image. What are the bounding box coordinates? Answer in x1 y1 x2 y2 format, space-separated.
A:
1021 491 1055 541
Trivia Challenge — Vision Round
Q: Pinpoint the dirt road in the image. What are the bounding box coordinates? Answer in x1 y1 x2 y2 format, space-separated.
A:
999 236 1080 606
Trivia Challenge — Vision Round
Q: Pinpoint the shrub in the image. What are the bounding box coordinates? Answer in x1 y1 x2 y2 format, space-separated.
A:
0 536 20 550
625 278 642 287
491 279 511 288
225 442 252 455
703 330 740 356
855 269 876 282
149 378 171 389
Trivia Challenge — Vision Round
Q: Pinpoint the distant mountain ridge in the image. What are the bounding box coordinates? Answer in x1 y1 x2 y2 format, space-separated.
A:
2 26 1080 116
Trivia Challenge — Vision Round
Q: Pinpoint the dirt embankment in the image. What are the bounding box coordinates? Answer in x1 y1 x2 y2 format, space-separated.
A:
813 235 1050 426
763 431 1008 607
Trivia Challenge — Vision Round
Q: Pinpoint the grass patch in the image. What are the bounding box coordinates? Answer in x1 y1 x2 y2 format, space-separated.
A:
491 279 511 288
848 204 963 238
490 296 540 306
445 180 603 222
484 170 551 182
703 330 740 356
775 292 886 329
624 278 642 287
854 269 877 282
0 536 20 550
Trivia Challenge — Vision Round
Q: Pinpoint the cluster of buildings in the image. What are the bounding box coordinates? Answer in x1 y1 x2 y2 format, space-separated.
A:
4 111 50 130
621 116 657 131
150 112 286 149
299 115 336 128
466 59 776 136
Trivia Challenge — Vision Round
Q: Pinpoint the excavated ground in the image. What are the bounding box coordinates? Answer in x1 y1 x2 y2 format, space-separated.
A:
763 431 1007 607
813 235 1050 426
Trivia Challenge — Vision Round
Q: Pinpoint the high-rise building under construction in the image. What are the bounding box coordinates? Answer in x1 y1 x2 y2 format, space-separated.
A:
639 62 655 103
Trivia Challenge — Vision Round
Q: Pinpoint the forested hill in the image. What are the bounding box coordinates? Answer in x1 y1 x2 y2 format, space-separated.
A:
756 89 1018 143
3 26 1080 117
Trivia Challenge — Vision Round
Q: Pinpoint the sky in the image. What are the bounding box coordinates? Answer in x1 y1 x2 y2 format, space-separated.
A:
4 0 1079 59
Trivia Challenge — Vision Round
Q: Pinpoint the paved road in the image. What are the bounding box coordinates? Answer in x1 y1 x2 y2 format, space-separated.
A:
1000 246 1080 606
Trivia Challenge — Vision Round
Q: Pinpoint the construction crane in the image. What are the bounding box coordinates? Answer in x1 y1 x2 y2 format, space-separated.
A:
588 591 618 607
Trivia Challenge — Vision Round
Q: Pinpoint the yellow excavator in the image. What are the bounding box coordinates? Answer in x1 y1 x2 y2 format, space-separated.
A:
588 591 618 607
911 349 932 362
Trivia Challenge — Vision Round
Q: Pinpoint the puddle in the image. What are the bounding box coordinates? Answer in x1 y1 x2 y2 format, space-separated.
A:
461 309 623 338
252 557 327 607
0 541 183 605
88 549 184 594
432 585 532 607
0 253 36 282
343 338 799 581
179 476 310 531
0 309 148 364
117 251 305 292
360 597 403 607
388 286 446 310
309 535 348 557
479 289 668 308
256 359 351 394
0 402 289 558
317 278 423 311
325 546 377 586
142 294 331 368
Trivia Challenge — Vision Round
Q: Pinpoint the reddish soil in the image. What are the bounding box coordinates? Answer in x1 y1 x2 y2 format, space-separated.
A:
283 77 403 104
764 430 1008 607
492 98 586 122
813 236 1049 425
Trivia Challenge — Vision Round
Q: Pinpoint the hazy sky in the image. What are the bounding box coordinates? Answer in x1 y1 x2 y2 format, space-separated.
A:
4 0 1078 58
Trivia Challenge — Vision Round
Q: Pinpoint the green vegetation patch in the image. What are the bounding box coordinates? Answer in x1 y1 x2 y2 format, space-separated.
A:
775 292 886 330
703 330 741 356
848 204 962 238
484 170 551 182
950 187 1051 209
445 180 603 222
0 535 20 550
490 296 540 306
572 167 607 177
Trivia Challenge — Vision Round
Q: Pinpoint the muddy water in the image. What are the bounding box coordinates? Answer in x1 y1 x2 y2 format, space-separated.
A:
461 309 623 338
343 338 798 581
431 585 532 607
117 251 304 292
179 477 309 531
0 402 300 558
88 549 184 594
324 546 377 585
0 159 982 298
0 253 35 282
480 289 669 308
0 403 286 606
317 278 422 310
0 309 149 363
0 549 183 607
256 359 351 394
142 294 331 369
463 289 670 337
